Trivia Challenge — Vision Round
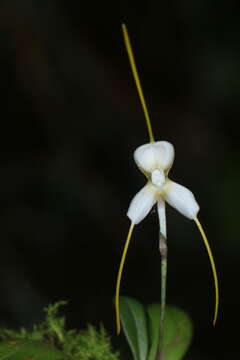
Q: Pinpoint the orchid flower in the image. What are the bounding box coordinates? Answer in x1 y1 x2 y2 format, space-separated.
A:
127 141 199 224
115 24 219 335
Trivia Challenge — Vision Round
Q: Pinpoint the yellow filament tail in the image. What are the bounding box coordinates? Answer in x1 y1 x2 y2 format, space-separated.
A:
115 222 135 334
122 23 155 143
194 217 219 326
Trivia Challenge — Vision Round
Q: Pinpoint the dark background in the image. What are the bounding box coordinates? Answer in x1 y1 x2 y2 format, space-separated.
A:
0 1 239 359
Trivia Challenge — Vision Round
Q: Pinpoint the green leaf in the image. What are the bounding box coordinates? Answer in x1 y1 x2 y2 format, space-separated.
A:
162 307 193 360
147 304 161 360
120 296 148 360
147 305 193 360
0 340 64 360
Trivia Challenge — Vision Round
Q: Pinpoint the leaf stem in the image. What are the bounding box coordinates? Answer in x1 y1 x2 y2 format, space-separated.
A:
157 199 167 360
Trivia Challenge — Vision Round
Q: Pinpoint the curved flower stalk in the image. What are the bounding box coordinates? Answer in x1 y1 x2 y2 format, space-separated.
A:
115 24 219 336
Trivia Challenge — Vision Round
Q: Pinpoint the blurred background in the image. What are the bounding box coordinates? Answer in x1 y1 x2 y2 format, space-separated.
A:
0 1 239 358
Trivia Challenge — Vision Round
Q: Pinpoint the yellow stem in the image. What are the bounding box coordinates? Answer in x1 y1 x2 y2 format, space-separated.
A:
115 222 135 334
122 23 155 143
194 217 219 326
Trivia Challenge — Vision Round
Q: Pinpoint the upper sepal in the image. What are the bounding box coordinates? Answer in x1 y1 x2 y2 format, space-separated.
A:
134 141 175 174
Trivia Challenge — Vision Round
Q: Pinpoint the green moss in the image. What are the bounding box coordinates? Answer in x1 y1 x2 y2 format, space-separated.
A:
64 324 119 360
0 301 119 360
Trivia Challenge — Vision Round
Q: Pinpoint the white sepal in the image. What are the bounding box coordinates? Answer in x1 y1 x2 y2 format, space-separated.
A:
134 141 175 173
163 180 200 219
127 183 158 224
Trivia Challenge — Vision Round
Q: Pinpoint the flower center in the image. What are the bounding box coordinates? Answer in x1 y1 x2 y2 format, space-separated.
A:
151 169 165 187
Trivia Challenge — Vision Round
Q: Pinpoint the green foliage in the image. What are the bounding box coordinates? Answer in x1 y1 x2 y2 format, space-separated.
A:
147 304 193 360
0 301 119 360
147 304 161 360
120 297 193 360
0 301 67 344
64 325 119 360
0 340 63 360
0 299 192 360
119 297 148 360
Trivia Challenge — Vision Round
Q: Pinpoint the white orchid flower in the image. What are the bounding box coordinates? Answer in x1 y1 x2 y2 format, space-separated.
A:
127 141 199 224
115 24 219 335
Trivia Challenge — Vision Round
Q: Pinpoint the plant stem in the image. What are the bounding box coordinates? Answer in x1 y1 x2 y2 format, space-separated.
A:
157 199 167 360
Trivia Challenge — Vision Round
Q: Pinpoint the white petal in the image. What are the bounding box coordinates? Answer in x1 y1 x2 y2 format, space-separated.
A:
134 141 175 173
127 183 158 224
162 180 200 219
